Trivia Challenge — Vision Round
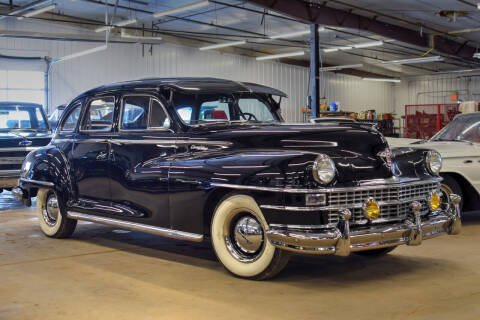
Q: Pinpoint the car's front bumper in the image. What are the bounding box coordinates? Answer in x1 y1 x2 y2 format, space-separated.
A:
266 194 462 256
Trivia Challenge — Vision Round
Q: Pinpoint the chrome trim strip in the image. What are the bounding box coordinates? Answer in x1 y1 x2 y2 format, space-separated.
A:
20 178 54 187
0 147 40 152
212 178 441 194
0 169 21 176
67 211 204 242
52 138 232 148
0 157 27 164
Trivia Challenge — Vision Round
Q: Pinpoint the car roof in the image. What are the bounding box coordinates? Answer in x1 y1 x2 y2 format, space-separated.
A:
80 77 288 98
0 102 42 107
454 111 480 119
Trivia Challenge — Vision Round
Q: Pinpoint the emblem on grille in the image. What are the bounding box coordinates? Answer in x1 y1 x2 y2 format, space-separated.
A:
377 149 392 168
19 140 32 147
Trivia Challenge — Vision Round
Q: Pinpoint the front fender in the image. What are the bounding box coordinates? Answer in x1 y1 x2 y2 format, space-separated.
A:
19 145 73 199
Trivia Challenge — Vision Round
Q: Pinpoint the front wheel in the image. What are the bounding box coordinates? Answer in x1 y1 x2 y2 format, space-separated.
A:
211 194 290 280
37 188 77 238
440 175 463 211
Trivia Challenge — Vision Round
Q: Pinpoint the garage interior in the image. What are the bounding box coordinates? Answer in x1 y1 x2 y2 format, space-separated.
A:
1 0 480 319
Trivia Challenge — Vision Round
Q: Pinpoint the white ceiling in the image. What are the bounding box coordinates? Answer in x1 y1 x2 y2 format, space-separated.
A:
1 0 480 77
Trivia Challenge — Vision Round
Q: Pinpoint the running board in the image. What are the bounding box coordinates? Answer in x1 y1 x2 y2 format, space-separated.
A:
67 211 204 242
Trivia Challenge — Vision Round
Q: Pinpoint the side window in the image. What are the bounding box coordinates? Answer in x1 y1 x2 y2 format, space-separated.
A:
121 96 170 130
121 96 149 130
35 109 48 129
176 106 192 124
81 97 115 132
60 103 82 132
150 99 170 128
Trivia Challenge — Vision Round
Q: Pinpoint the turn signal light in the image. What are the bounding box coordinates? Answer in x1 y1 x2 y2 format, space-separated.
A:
364 198 380 220
430 192 441 211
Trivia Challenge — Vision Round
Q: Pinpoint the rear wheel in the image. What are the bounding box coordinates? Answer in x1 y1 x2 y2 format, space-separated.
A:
354 246 397 257
37 188 77 238
211 194 290 280
440 174 463 210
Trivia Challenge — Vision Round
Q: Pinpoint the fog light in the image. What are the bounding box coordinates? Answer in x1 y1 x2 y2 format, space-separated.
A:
430 191 441 211
363 198 380 220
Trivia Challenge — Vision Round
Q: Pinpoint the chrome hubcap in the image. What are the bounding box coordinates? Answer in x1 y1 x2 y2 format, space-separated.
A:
225 214 265 263
43 193 59 227
233 216 263 254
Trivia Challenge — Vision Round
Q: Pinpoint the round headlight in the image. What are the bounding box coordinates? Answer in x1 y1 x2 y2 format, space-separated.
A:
425 150 442 175
312 154 336 185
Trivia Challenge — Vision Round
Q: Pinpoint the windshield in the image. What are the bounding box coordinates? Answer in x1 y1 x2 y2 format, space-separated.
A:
0 104 49 131
173 92 280 125
431 113 480 143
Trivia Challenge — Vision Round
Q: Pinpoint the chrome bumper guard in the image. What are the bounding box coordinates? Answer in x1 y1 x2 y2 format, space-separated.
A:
266 194 462 256
11 187 24 201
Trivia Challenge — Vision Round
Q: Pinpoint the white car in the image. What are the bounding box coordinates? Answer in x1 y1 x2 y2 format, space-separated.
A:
387 112 480 210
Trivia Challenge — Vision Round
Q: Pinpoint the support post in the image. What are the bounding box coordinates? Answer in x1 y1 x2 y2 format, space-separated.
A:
309 24 320 119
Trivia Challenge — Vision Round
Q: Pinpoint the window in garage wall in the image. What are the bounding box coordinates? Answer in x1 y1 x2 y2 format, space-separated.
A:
0 70 45 106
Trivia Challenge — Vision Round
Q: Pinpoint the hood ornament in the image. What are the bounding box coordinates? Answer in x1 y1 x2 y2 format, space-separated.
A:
377 149 392 168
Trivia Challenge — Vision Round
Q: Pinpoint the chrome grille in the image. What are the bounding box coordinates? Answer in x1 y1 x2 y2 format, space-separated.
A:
327 182 438 224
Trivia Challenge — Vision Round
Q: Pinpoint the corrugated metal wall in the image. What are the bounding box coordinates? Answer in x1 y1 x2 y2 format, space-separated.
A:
394 75 479 116
0 20 395 122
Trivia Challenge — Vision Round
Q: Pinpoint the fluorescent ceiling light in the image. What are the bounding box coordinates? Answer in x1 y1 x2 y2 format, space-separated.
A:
320 64 364 72
474 52 480 59
269 27 325 40
323 48 338 53
57 45 108 62
95 18 137 32
352 40 384 48
115 18 137 27
435 68 480 74
153 0 210 18
17 4 56 20
120 29 162 41
199 40 247 51
256 51 305 61
362 77 401 83
382 55 444 65
323 41 383 53
95 26 113 33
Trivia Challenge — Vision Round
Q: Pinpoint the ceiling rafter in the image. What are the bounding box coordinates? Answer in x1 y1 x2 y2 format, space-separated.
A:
245 0 479 61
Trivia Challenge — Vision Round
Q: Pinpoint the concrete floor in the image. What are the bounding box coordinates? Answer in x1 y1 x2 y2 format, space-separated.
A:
0 192 479 320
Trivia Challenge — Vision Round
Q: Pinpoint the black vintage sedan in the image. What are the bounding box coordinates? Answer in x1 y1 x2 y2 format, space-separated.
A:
0 102 51 193
15 78 461 280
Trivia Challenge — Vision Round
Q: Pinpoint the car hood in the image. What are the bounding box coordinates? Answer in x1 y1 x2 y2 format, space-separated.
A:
387 137 479 158
186 123 394 181
412 141 479 158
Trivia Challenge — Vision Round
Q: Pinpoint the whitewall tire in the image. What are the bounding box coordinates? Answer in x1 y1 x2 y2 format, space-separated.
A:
37 188 77 238
211 194 289 280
